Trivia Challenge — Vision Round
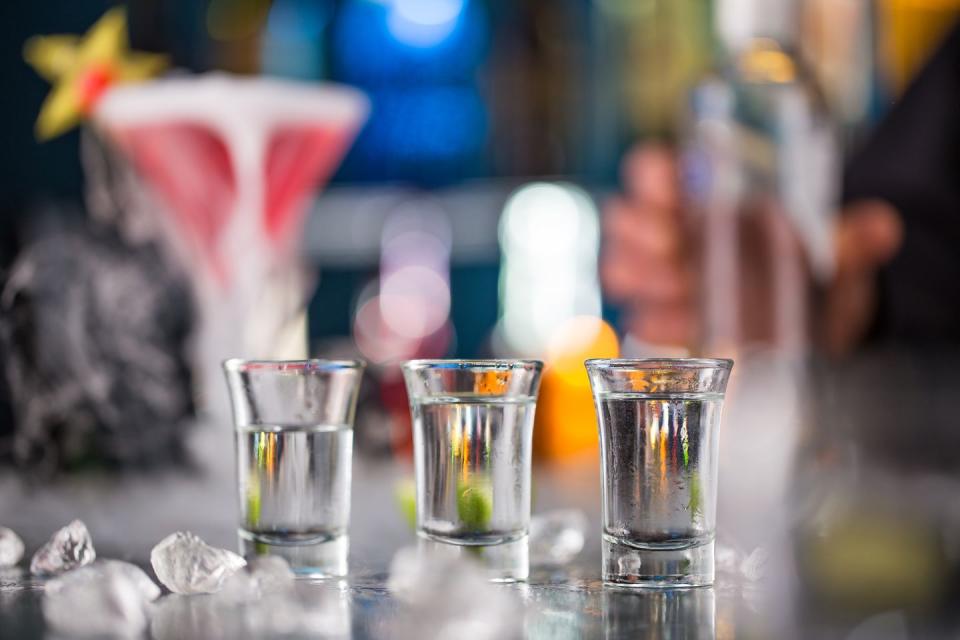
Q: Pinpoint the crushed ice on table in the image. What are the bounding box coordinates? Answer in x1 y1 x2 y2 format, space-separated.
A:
218 556 348 636
43 560 159 638
98 560 162 601
529 509 588 567
150 594 242 640
739 547 770 582
242 581 350 637
30 519 96 576
216 555 295 602
715 544 770 608
0 526 25 567
386 546 523 640
152 556 348 640
715 545 769 584
150 531 246 594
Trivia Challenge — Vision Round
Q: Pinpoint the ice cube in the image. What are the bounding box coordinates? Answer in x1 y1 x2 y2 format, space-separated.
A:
715 543 737 574
739 547 769 583
45 560 160 602
0 527 25 567
150 531 245 594
243 555 295 591
152 562 347 639
386 546 523 640
243 582 350 637
216 555 295 603
218 556 348 636
529 509 588 567
715 544 769 583
30 519 96 576
43 561 156 637
99 560 163 601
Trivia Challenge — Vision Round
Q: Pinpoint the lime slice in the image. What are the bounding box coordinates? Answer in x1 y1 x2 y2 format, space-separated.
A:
395 479 418 531
457 479 493 531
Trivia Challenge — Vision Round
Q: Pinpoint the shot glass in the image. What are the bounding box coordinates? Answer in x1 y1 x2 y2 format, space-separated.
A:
401 360 543 582
586 358 733 587
223 359 364 577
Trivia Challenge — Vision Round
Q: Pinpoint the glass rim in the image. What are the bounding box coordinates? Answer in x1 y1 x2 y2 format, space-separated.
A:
402 359 543 372
585 357 733 371
223 358 366 373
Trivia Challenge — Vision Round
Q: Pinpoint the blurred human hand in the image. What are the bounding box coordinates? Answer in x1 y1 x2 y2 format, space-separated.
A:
601 145 903 356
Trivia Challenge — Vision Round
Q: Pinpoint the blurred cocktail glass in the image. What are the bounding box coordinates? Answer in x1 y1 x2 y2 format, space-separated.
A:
587 358 732 587
401 360 543 582
94 75 367 413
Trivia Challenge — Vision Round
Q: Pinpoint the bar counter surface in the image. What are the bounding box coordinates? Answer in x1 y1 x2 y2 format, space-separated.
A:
2 353 960 638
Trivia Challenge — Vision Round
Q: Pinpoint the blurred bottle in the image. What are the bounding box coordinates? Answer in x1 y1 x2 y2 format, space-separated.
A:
683 0 837 358
684 3 834 584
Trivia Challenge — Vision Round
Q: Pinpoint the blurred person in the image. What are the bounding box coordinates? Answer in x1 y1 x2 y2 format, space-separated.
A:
603 23 960 357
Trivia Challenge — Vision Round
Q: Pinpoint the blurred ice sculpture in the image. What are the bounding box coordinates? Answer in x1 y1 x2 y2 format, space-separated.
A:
0 220 195 471
354 200 453 364
497 182 601 357
93 75 368 414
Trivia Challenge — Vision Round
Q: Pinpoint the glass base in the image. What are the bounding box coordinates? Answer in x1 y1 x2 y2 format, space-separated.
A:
417 533 529 582
603 535 714 588
239 530 348 578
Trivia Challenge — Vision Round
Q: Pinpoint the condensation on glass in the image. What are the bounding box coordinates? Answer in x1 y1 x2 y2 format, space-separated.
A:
223 359 364 578
402 359 543 582
587 358 732 587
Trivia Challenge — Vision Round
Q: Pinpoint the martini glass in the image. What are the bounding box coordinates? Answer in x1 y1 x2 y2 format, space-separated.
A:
93 75 368 415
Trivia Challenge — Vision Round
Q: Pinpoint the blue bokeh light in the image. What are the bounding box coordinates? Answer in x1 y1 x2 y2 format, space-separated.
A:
386 0 465 48
333 0 487 83
331 0 490 184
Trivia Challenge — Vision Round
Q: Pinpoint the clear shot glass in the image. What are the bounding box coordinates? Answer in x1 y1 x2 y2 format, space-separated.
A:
223 359 364 577
586 358 733 587
401 360 543 582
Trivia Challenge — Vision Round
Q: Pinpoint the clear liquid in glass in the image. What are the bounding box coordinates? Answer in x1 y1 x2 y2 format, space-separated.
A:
235 424 352 544
411 396 535 546
597 392 722 552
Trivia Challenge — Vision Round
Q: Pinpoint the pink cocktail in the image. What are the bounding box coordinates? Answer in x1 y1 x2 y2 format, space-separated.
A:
94 75 367 409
